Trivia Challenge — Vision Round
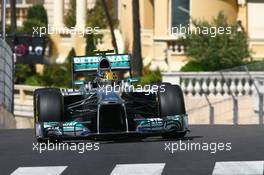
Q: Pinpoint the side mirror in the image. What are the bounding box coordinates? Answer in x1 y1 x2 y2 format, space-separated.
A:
73 80 86 86
128 77 139 83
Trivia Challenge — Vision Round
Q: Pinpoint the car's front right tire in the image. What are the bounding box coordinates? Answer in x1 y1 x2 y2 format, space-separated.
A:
158 84 187 139
158 84 186 117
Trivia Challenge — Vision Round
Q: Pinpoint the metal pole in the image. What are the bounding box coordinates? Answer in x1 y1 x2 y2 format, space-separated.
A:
233 97 238 125
11 53 15 114
219 72 239 125
259 93 263 125
204 94 214 124
245 66 263 125
10 0 17 35
209 105 214 124
1 0 7 40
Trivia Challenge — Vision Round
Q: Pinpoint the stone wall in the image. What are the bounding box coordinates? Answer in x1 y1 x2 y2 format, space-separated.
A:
0 106 16 129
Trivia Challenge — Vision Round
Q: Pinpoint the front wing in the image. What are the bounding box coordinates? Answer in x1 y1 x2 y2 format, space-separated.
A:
35 114 189 140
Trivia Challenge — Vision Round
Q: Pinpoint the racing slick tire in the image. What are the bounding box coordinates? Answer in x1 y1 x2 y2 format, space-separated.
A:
34 88 63 122
158 84 186 117
34 88 63 142
158 84 187 139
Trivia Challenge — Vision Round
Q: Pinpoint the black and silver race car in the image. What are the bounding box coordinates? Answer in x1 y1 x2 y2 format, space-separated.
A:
34 51 189 142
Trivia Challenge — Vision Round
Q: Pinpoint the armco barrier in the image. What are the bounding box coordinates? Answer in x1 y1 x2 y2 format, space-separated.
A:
0 39 15 128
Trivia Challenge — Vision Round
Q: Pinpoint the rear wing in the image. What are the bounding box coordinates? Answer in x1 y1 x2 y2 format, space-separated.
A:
72 54 131 73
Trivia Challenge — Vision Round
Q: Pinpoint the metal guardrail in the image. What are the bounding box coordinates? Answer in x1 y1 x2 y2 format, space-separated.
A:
0 39 13 113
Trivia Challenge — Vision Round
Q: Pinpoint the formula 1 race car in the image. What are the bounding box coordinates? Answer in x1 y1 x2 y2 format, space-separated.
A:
34 50 189 142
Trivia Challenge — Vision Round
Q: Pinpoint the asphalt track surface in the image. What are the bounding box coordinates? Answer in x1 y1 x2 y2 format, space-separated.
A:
0 125 264 175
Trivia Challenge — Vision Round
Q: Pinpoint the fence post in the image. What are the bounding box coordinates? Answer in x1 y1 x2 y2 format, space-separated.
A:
209 105 214 124
204 95 214 124
259 93 263 126
233 97 238 125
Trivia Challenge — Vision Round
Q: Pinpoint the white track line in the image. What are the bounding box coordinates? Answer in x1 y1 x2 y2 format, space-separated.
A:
212 161 264 175
11 166 67 175
110 163 165 175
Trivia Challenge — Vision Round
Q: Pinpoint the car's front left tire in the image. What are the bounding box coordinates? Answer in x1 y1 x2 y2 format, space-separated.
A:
34 88 63 122
34 88 63 142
